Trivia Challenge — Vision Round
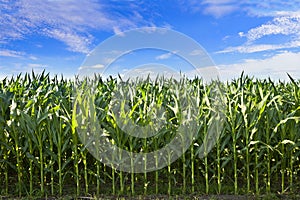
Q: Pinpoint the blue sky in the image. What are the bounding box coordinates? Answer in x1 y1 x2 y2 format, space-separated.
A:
1 0 300 81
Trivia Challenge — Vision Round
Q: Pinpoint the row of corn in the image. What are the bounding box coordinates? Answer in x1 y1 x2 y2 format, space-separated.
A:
0 71 299 197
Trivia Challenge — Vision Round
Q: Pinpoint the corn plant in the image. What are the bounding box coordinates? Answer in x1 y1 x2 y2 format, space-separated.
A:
0 71 300 197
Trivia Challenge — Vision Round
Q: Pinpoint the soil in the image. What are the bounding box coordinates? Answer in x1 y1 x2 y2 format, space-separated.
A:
2 194 300 200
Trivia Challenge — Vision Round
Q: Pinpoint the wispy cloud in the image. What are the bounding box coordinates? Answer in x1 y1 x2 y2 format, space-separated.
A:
0 50 25 58
0 0 152 53
217 12 300 54
156 52 173 60
244 1 300 17
0 49 38 60
155 51 177 60
177 0 239 18
190 49 206 56
79 64 105 70
217 40 300 54
29 56 38 60
44 29 93 53
182 0 300 18
113 26 126 36
27 63 46 69
201 0 239 18
240 13 300 42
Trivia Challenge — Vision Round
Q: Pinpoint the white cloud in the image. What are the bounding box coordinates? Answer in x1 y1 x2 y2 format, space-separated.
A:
240 13 300 42
155 51 177 60
203 4 238 18
156 52 173 60
45 29 92 53
27 63 44 68
113 27 126 37
217 40 300 53
244 1 300 17
29 56 38 60
184 0 300 18
218 12 300 54
218 51 300 81
0 50 25 58
0 0 149 53
190 49 206 56
190 0 240 18
0 49 39 61
202 0 236 3
79 64 105 70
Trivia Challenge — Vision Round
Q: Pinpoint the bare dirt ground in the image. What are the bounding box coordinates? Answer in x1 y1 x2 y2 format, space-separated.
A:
2 194 300 199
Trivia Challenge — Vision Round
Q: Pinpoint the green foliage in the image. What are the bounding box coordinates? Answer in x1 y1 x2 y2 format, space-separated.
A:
0 71 299 197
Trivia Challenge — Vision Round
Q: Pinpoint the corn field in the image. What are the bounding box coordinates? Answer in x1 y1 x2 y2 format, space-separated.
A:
0 71 300 197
